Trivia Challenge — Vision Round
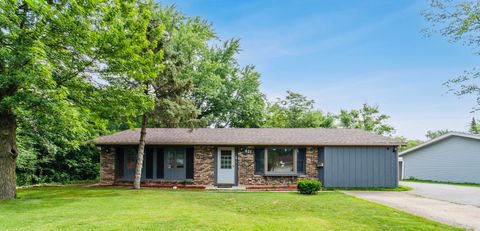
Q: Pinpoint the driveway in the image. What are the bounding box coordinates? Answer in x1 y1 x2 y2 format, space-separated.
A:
342 182 480 230
401 181 480 206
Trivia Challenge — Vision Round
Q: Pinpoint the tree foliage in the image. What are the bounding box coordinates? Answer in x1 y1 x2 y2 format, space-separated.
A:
339 103 395 135
139 5 266 128
423 0 480 110
190 40 266 128
0 0 142 195
264 91 336 128
2 1 400 193
395 137 423 152
470 117 480 134
425 129 451 140
263 91 394 135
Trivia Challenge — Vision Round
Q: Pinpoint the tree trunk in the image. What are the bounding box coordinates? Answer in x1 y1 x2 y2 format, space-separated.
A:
0 109 18 200
133 112 148 189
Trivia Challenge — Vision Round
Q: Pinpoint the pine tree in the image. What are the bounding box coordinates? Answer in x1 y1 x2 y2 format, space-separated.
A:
470 117 480 134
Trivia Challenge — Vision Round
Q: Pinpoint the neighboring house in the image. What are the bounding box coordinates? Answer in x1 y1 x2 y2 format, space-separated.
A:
399 132 480 184
93 128 403 188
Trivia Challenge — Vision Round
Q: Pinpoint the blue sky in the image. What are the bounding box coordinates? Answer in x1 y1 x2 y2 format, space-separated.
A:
163 0 480 140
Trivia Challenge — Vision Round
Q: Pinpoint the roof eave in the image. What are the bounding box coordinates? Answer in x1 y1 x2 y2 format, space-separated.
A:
399 132 480 156
94 142 404 146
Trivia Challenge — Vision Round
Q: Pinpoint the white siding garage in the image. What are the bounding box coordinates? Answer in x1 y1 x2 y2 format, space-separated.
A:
400 133 480 184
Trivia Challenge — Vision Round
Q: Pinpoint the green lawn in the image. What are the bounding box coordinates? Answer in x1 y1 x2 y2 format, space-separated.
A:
0 186 459 231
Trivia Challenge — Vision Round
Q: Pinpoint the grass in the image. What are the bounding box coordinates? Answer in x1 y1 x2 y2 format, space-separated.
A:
325 185 412 191
0 186 459 231
402 178 480 187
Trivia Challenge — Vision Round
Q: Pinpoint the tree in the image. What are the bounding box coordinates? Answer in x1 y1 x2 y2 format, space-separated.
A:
192 40 266 128
0 0 134 199
144 6 265 129
264 91 336 128
423 0 480 110
101 1 166 189
469 117 480 134
339 103 394 135
425 129 451 140
396 137 423 152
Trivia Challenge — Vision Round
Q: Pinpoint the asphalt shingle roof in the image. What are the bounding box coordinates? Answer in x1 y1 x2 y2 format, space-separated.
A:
92 128 403 146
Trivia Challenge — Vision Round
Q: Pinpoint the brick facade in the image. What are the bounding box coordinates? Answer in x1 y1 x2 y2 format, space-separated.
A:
100 147 116 184
99 145 319 186
237 146 319 186
305 147 319 179
193 146 215 185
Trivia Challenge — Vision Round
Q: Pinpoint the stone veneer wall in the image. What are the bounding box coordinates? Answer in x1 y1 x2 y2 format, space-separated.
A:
238 146 319 186
305 147 319 179
100 145 318 186
100 147 116 184
193 146 215 185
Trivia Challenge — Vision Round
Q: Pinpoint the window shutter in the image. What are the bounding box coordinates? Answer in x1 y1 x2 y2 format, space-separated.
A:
254 148 264 175
115 147 124 178
156 148 164 179
145 148 154 179
297 148 306 175
186 147 194 179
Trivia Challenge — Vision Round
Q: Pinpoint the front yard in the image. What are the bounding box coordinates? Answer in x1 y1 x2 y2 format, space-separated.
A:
0 186 458 230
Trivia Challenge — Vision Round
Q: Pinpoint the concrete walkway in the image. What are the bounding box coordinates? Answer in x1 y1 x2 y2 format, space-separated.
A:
342 183 480 230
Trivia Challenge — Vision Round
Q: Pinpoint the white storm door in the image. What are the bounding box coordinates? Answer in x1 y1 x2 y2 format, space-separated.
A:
217 148 235 184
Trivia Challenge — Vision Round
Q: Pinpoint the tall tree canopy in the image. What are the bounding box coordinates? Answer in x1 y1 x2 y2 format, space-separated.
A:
0 0 139 199
424 0 480 110
2 1 400 196
263 91 394 135
339 103 395 135
264 91 336 128
101 4 267 188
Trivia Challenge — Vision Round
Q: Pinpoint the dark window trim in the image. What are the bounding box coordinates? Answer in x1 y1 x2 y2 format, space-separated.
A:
254 147 307 176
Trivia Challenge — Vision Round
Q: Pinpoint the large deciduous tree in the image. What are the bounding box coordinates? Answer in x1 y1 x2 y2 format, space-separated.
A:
264 91 336 128
424 0 480 110
192 40 266 128
0 0 144 199
1 0 98 199
339 103 394 135
145 5 266 129
101 1 167 189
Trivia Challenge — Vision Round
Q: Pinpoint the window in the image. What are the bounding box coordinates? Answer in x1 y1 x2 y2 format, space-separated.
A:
254 147 305 175
126 148 137 169
254 148 264 175
176 153 184 168
297 148 306 175
167 151 184 169
220 151 232 169
267 148 295 174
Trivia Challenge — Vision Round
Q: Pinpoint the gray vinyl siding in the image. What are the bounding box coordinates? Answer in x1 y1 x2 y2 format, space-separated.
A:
324 146 398 187
403 136 480 183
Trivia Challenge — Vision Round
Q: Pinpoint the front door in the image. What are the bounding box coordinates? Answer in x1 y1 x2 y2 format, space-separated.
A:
217 147 235 184
164 148 186 180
